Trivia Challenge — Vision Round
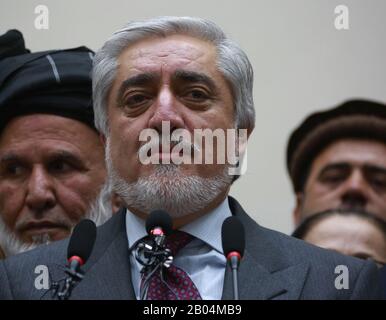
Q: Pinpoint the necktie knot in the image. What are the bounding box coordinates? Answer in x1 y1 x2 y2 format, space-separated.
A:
165 231 193 256
141 230 201 300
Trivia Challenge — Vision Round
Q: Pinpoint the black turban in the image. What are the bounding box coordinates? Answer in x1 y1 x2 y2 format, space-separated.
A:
0 45 96 132
287 99 386 193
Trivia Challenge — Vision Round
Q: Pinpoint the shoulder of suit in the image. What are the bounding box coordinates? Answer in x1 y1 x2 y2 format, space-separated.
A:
2 237 69 269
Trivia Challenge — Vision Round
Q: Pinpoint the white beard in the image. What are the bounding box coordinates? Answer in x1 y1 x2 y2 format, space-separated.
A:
0 181 113 258
105 138 233 219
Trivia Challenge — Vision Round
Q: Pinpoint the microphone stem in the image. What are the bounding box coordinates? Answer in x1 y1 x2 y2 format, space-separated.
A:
230 255 240 300
232 268 239 300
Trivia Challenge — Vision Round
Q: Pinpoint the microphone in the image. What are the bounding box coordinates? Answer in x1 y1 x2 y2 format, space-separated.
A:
221 216 245 300
136 210 173 268
67 219 96 273
57 219 97 300
136 210 173 300
145 209 173 247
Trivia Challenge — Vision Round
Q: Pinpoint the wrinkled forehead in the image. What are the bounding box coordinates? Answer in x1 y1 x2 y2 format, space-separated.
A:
314 139 386 168
116 34 219 77
0 114 97 143
0 114 101 163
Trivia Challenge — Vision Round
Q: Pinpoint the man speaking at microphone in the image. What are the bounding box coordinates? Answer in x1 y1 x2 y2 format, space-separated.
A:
0 16 381 299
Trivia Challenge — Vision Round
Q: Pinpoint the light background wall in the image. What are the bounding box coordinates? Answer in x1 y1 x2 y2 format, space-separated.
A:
1 0 385 234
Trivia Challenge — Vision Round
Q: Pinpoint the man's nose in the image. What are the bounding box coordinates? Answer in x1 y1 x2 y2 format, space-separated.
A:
340 170 369 209
25 166 56 212
148 86 185 133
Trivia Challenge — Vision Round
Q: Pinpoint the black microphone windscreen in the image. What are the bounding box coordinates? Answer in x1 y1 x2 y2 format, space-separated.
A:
221 216 245 257
146 210 173 236
67 219 97 263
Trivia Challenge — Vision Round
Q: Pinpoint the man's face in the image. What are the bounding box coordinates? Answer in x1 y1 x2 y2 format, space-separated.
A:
303 214 386 267
0 114 106 243
105 35 236 219
294 139 386 224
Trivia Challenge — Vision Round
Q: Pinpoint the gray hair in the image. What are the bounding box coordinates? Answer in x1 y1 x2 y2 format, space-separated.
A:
92 16 255 135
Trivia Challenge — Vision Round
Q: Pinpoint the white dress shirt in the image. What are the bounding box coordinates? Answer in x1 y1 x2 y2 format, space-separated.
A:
125 198 231 300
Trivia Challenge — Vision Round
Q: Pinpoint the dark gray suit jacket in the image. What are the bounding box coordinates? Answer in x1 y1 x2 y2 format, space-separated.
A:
0 197 381 299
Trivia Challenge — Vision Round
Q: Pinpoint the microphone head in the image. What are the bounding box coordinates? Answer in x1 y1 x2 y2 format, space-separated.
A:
67 219 97 265
221 216 245 258
146 210 173 236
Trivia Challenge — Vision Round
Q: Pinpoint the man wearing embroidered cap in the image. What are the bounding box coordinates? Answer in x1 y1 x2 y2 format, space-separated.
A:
0 31 112 258
287 99 386 226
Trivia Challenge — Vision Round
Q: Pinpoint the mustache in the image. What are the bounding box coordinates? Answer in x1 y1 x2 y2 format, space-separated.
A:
0 181 113 257
14 214 73 234
139 133 201 154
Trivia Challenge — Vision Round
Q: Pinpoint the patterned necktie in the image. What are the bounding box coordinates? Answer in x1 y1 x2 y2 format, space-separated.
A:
144 231 202 300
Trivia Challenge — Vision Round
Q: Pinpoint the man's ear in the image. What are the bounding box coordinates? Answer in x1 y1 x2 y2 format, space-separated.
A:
237 127 252 158
293 192 304 227
111 193 124 214
228 127 251 177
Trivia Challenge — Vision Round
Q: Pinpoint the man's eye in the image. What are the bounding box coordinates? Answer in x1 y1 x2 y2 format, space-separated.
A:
370 176 386 190
49 161 72 173
319 171 347 184
184 89 210 101
124 93 151 108
5 164 25 176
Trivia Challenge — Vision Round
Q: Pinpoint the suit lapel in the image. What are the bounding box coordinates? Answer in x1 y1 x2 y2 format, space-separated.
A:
71 226 135 299
222 197 309 300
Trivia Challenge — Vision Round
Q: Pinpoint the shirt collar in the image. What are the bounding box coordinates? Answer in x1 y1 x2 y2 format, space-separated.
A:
125 197 232 254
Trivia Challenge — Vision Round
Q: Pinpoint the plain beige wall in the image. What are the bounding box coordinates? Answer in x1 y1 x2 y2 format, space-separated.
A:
1 0 386 234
